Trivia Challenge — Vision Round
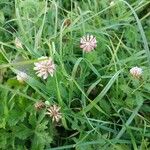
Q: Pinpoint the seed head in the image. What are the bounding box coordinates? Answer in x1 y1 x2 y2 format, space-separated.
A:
34 56 55 79
34 101 45 110
46 105 62 122
64 18 71 27
80 34 97 52
15 37 23 49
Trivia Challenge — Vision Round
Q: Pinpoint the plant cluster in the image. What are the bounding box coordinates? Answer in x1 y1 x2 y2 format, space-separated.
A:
0 0 150 149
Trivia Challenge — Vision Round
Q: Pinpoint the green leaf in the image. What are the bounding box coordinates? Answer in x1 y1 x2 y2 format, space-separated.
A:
0 11 5 24
0 118 6 129
110 144 130 150
8 109 26 126
28 113 37 127
0 130 7 149
85 51 100 65
31 120 52 150
13 124 32 140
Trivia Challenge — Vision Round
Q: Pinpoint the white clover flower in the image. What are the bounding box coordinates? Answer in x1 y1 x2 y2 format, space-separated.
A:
80 34 97 52
16 71 28 83
110 1 115 6
130 66 142 78
46 105 62 122
34 56 55 79
15 37 23 49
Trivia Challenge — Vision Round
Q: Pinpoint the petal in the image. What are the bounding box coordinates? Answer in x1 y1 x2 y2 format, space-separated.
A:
86 34 90 41
37 71 46 77
39 56 48 60
33 67 40 70
80 44 86 49
89 35 94 41
43 73 48 79
80 37 86 43
50 72 54 77
82 36 87 42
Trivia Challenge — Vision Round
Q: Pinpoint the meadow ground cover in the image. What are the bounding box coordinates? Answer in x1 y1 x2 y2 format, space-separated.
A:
0 0 150 149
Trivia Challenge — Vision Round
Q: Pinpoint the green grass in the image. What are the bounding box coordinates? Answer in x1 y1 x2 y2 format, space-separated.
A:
0 0 150 149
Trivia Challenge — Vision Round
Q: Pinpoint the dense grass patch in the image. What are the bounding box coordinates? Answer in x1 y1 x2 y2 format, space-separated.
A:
0 0 150 149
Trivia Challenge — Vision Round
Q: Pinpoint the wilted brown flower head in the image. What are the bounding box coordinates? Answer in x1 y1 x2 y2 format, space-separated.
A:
80 34 97 52
34 101 45 110
46 105 62 122
64 18 71 27
34 56 55 79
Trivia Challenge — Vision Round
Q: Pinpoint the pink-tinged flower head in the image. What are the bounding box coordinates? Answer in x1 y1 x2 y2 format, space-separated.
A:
130 66 142 78
34 56 55 79
16 71 28 83
80 34 97 52
46 105 62 122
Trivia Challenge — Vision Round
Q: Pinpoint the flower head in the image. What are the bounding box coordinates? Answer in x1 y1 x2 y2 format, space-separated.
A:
80 34 97 52
15 37 23 49
16 71 28 83
130 66 142 78
46 105 62 122
34 101 45 110
34 56 55 79
110 1 115 6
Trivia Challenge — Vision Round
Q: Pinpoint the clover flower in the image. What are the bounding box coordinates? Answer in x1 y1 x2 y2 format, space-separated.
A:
15 37 23 49
16 71 28 83
34 101 45 110
80 34 97 52
46 105 62 122
34 56 55 79
130 66 142 78
110 1 115 6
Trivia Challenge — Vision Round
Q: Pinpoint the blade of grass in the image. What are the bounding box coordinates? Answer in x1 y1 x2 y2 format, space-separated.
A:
69 57 108 116
0 84 36 102
120 0 150 66
48 139 132 150
55 74 68 129
115 101 143 140
34 1 47 52
82 69 122 113
86 78 101 96
73 78 109 116
127 129 138 150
